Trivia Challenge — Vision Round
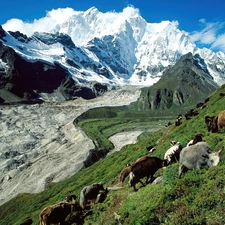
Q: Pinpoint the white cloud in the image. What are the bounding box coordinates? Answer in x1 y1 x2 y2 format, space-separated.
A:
200 29 216 44
199 18 206 24
2 8 76 36
212 33 225 52
2 7 225 53
190 18 225 52
122 5 140 17
46 7 76 23
2 6 139 37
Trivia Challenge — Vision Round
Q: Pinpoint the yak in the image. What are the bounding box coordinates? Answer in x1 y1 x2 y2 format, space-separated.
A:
205 110 225 133
119 166 131 183
80 183 105 209
164 141 182 165
184 109 199 120
64 194 77 203
178 142 222 178
129 156 166 191
96 188 108 203
39 202 78 225
186 134 203 147
119 155 149 183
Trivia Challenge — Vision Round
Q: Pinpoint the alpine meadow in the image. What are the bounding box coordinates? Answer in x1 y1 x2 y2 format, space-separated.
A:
0 83 225 225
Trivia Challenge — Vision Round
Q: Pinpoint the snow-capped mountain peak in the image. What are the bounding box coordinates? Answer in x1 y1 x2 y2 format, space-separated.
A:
55 6 142 47
1 6 225 89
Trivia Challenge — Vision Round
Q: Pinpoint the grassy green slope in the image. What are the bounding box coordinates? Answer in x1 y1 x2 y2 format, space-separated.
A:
1 84 225 225
75 106 175 152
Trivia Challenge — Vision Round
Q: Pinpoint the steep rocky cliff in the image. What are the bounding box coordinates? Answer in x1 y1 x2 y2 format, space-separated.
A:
0 41 108 103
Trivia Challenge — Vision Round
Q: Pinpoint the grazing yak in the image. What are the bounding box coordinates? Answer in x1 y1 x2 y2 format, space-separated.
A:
175 120 182 126
178 142 222 178
205 116 214 132
196 102 204 108
96 188 108 203
80 183 105 209
119 155 149 183
184 109 199 120
119 166 131 183
164 141 182 165
64 194 77 202
129 156 167 191
205 110 225 133
39 202 79 225
147 146 156 153
175 114 183 126
186 134 203 147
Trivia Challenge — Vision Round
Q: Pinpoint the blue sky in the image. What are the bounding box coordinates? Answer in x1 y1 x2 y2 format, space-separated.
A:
1 0 225 52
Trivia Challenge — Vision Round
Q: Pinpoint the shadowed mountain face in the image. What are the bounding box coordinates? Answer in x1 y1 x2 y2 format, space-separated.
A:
134 53 218 110
0 42 108 103
0 40 218 106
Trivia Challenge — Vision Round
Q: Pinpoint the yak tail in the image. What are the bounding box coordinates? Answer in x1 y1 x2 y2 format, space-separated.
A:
128 172 135 186
39 213 46 225
80 188 86 209
39 220 45 225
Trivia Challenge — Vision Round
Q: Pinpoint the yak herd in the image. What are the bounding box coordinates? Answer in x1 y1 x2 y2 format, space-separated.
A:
120 109 224 191
21 109 224 225
37 183 108 225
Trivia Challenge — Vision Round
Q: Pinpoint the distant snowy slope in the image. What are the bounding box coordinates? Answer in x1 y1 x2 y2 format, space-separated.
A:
1 6 225 88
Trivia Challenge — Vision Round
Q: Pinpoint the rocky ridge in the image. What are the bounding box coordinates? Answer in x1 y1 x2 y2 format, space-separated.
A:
134 53 218 110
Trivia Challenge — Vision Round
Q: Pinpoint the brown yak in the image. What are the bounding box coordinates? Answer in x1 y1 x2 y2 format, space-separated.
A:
129 156 167 191
119 155 149 183
39 202 79 225
205 110 225 133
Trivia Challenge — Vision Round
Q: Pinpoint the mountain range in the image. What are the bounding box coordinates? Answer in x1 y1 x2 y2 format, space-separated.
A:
0 6 225 103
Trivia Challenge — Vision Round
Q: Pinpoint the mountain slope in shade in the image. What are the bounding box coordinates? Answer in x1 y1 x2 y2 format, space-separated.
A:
0 30 108 103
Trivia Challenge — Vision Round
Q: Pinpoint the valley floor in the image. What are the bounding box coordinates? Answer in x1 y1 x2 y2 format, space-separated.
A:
0 86 141 205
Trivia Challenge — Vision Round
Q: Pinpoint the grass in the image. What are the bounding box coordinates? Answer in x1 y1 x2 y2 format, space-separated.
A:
75 106 177 151
1 84 225 225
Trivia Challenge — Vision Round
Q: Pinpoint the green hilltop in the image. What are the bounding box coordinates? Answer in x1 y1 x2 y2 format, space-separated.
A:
133 53 218 111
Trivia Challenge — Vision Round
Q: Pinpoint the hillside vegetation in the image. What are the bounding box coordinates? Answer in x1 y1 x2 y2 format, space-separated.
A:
0 84 225 225
133 53 218 111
